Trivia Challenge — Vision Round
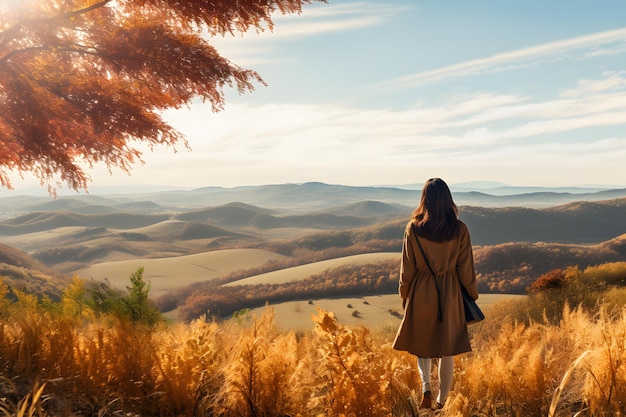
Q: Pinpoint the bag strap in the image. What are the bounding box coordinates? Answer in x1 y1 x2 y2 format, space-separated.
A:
411 224 443 321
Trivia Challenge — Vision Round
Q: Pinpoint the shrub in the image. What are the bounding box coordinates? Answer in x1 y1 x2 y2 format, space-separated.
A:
582 262 626 286
527 268 572 292
524 266 613 324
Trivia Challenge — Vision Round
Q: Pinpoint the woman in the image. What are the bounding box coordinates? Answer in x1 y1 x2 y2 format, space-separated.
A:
393 178 478 411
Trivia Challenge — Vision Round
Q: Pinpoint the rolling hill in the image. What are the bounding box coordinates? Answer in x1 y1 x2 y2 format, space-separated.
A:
0 195 624 276
149 232 626 322
462 197 626 244
0 243 69 299
77 248 291 298
0 211 170 235
0 184 624 316
223 252 400 287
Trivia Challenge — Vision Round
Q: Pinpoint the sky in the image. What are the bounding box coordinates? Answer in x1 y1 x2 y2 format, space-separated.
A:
7 0 626 193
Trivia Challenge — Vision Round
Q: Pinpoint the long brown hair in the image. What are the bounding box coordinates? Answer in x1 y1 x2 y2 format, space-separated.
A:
411 178 459 242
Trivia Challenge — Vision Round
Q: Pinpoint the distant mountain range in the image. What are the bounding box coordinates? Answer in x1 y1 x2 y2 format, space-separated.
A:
1 182 626 216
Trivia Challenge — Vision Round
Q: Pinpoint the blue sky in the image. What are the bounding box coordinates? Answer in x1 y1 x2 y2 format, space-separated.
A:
8 0 626 192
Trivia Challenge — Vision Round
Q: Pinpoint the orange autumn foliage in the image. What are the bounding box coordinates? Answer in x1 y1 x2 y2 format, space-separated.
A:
0 0 323 192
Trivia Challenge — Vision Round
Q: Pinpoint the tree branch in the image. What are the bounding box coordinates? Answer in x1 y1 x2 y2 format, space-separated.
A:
0 0 112 47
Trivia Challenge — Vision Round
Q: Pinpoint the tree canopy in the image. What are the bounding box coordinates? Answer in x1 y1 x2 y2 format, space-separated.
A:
0 0 321 192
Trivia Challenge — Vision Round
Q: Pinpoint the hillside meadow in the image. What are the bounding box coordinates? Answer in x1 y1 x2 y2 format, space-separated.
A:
246 293 525 333
1 262 626 416
78 248 291 298
0 189 625 415
1 195 624 324
2 228 624 323
71 232 624 322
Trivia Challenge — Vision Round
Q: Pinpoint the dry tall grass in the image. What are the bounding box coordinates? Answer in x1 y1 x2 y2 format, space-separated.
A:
452 300 626 416
1 282 626 416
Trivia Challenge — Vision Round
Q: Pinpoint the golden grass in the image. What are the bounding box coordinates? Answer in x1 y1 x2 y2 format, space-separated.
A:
453 303 626 416
1 290 625 416
549 350 590 417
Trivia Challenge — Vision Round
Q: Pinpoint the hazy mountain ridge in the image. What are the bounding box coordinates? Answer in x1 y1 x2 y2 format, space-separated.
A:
137 183 626 209
320 201 407 218
450 183 618 195
0 212 170 235
3 182 626 216
174 203 275 226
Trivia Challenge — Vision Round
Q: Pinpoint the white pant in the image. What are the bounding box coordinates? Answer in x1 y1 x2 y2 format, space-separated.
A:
418 356 454 405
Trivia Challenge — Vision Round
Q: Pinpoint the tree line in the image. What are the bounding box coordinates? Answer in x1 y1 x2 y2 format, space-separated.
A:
158 260 400 321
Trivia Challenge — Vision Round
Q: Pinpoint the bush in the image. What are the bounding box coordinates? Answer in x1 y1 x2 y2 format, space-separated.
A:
66 268 164 325
582 262 626 286
524 265 612 324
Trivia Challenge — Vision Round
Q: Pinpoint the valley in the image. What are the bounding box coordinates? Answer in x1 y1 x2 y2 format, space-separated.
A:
0 182 625 327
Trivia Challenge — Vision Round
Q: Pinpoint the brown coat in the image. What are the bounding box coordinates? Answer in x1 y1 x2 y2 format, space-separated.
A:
392 219 478 357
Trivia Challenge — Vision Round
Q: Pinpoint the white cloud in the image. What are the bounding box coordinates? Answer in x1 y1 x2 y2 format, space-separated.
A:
278 2 409 19
8 70 626 192
561 71 626 97
160 72 626 170
270 15 384 37
208 2 405 66
439 73 626 139
583 41 626 58
271 2 409 33
10 69 625 191
377 27 626 90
